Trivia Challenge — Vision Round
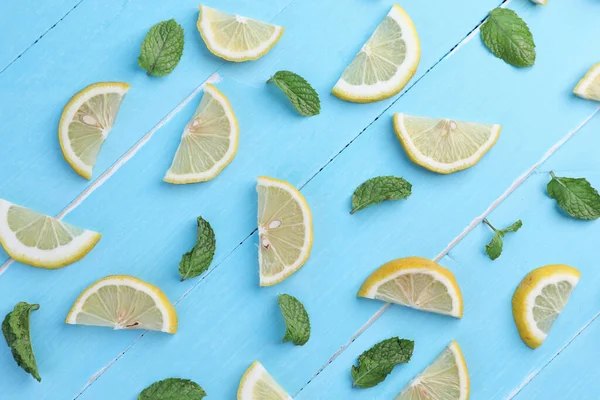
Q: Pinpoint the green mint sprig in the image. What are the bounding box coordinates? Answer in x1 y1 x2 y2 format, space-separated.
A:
138 19 185 77
138 378 206 399
2 302 41 382
179 216 216 281
351 176 411 214
547 171 600 220
267 71 320 116
278 294 311 346
483 218 522 260
480 8 535 67
351 337 413 388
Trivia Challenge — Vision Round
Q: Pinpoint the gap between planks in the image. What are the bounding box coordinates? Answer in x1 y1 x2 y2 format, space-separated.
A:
293 106 600 399
67 1 523 396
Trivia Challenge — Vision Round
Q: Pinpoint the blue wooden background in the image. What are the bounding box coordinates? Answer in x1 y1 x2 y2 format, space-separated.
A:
1 0 599 398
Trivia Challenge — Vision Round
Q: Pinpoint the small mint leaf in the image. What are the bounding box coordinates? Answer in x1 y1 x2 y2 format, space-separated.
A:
351 337 413 388
483 218 522 260
278 294 310 346
351 176 411 214
138 378 206 399
2 302 41 381
268 71 320 116
179 216 216 281
138 19 184 77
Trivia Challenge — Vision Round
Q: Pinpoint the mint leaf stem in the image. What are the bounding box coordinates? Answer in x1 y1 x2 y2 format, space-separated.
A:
482 218 497 231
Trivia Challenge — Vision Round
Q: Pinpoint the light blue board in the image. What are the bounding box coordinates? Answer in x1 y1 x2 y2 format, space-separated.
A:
0 0 499 264
1 0 600 399
295 114 600 399
514 317 600 400
0 0 82 71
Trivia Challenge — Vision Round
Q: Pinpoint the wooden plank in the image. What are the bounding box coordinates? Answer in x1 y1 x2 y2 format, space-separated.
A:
512 317 600 400
295 115 600 399
67 0 600 398
0 0 508 397
0 0 83 71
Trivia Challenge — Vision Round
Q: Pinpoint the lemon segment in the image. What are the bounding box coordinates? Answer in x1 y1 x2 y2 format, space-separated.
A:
332 5 420 103
164 84 239 184
59 82 130 179
197 5 284 62
257 176 313 286
0 199 100 269
393 113 501 174
574 62 600 101
237 361 292 400
66 275 178 334
358 257 463 318
512 264 580 349
395 341 469 400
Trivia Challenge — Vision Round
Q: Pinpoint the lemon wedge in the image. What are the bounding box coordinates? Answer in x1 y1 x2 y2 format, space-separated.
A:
59 82 129 179
358 257 463 318
395 341 469 400
393 113 501 174
512 264 580 349
66 275 178 334
0 199 100 269
197 5 284 62
257 176 313 286
332 5 420 103
237 361 292 400
574 62 600 101
164 84 239 184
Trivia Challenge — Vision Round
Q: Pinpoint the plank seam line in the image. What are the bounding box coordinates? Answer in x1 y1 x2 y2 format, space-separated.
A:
504 311 600 400
292 106 600 398
0 0 88 75
0 73 220 278
298 0 510 192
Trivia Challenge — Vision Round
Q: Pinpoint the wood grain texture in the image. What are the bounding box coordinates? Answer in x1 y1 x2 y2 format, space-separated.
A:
1 0 599 399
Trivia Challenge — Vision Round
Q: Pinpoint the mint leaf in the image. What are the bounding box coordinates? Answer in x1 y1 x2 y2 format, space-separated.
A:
138 19 184 77
179 216 216 281
547 172 600 220
351 337 413 388
267 71 320 116
351 176 411 214
483 218 522 260
278 294 310 346
2 302 41 381
480 8 535 67
138 378 206 399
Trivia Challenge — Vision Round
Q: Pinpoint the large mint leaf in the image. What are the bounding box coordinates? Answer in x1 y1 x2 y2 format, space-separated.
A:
351 176 411 214
2 302 41 381
547 173 600 220
278 294 311 346
138 19 184 77
268 71 320 116
138 378 206 399
179 216 216 281
350 337 413 388
481 8 535 67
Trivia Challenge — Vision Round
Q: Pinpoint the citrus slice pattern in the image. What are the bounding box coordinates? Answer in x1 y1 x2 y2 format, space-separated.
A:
0 199 100 269
574 62 600 101
237 361 292 400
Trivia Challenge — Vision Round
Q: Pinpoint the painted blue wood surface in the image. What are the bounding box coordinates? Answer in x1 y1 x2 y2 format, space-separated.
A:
1 0 600 399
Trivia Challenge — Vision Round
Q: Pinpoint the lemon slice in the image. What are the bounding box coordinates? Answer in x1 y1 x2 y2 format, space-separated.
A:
332 5 420 103
395 341 469 400
358 257 463 318
164 84 239 184
197 5 284 62
512 264 580 349
574 63 600 101
393 113 501 174
59 82 130 179
66 275 178 333
257 176 313 286
0 199 100 269
237 361 292 400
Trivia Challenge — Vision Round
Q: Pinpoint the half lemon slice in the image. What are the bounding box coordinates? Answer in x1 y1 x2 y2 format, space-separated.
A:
59 82 130 179
393 113 501 174
574 62 600 101
0 199 100 269
257 176 313 286
237 361 292 400
197 5 284 62
358 257 463 318
66 275 178 334
512 264 580 349
164 84 239 184
332 5 420 103
395 341 469 400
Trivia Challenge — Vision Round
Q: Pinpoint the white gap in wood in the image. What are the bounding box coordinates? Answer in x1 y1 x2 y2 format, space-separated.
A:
0 73 220 278
293 106 599 398
505 311 600 400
